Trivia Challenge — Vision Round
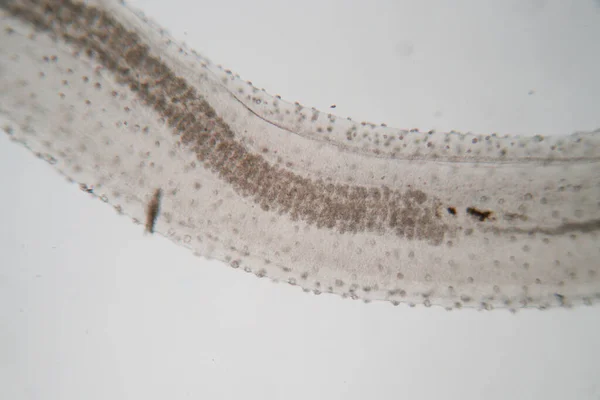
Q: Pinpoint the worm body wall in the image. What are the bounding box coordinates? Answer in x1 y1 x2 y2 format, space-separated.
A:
1 0 599 309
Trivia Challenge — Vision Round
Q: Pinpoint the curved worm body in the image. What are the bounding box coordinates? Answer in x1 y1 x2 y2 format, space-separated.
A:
1 0 599 310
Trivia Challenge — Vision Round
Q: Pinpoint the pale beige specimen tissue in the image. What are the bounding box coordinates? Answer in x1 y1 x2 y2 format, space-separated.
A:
1 0 599 310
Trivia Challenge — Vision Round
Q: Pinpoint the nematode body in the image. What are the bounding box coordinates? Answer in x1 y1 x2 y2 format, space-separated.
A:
1 0 599 310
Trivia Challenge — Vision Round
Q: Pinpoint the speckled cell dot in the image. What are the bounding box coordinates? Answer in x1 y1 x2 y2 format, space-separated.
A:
1 0 599 310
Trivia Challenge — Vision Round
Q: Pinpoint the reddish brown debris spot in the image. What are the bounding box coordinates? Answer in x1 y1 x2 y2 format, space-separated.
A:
466 207 494 222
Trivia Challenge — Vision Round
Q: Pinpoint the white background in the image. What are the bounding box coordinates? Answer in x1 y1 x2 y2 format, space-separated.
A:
1 1 600 399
